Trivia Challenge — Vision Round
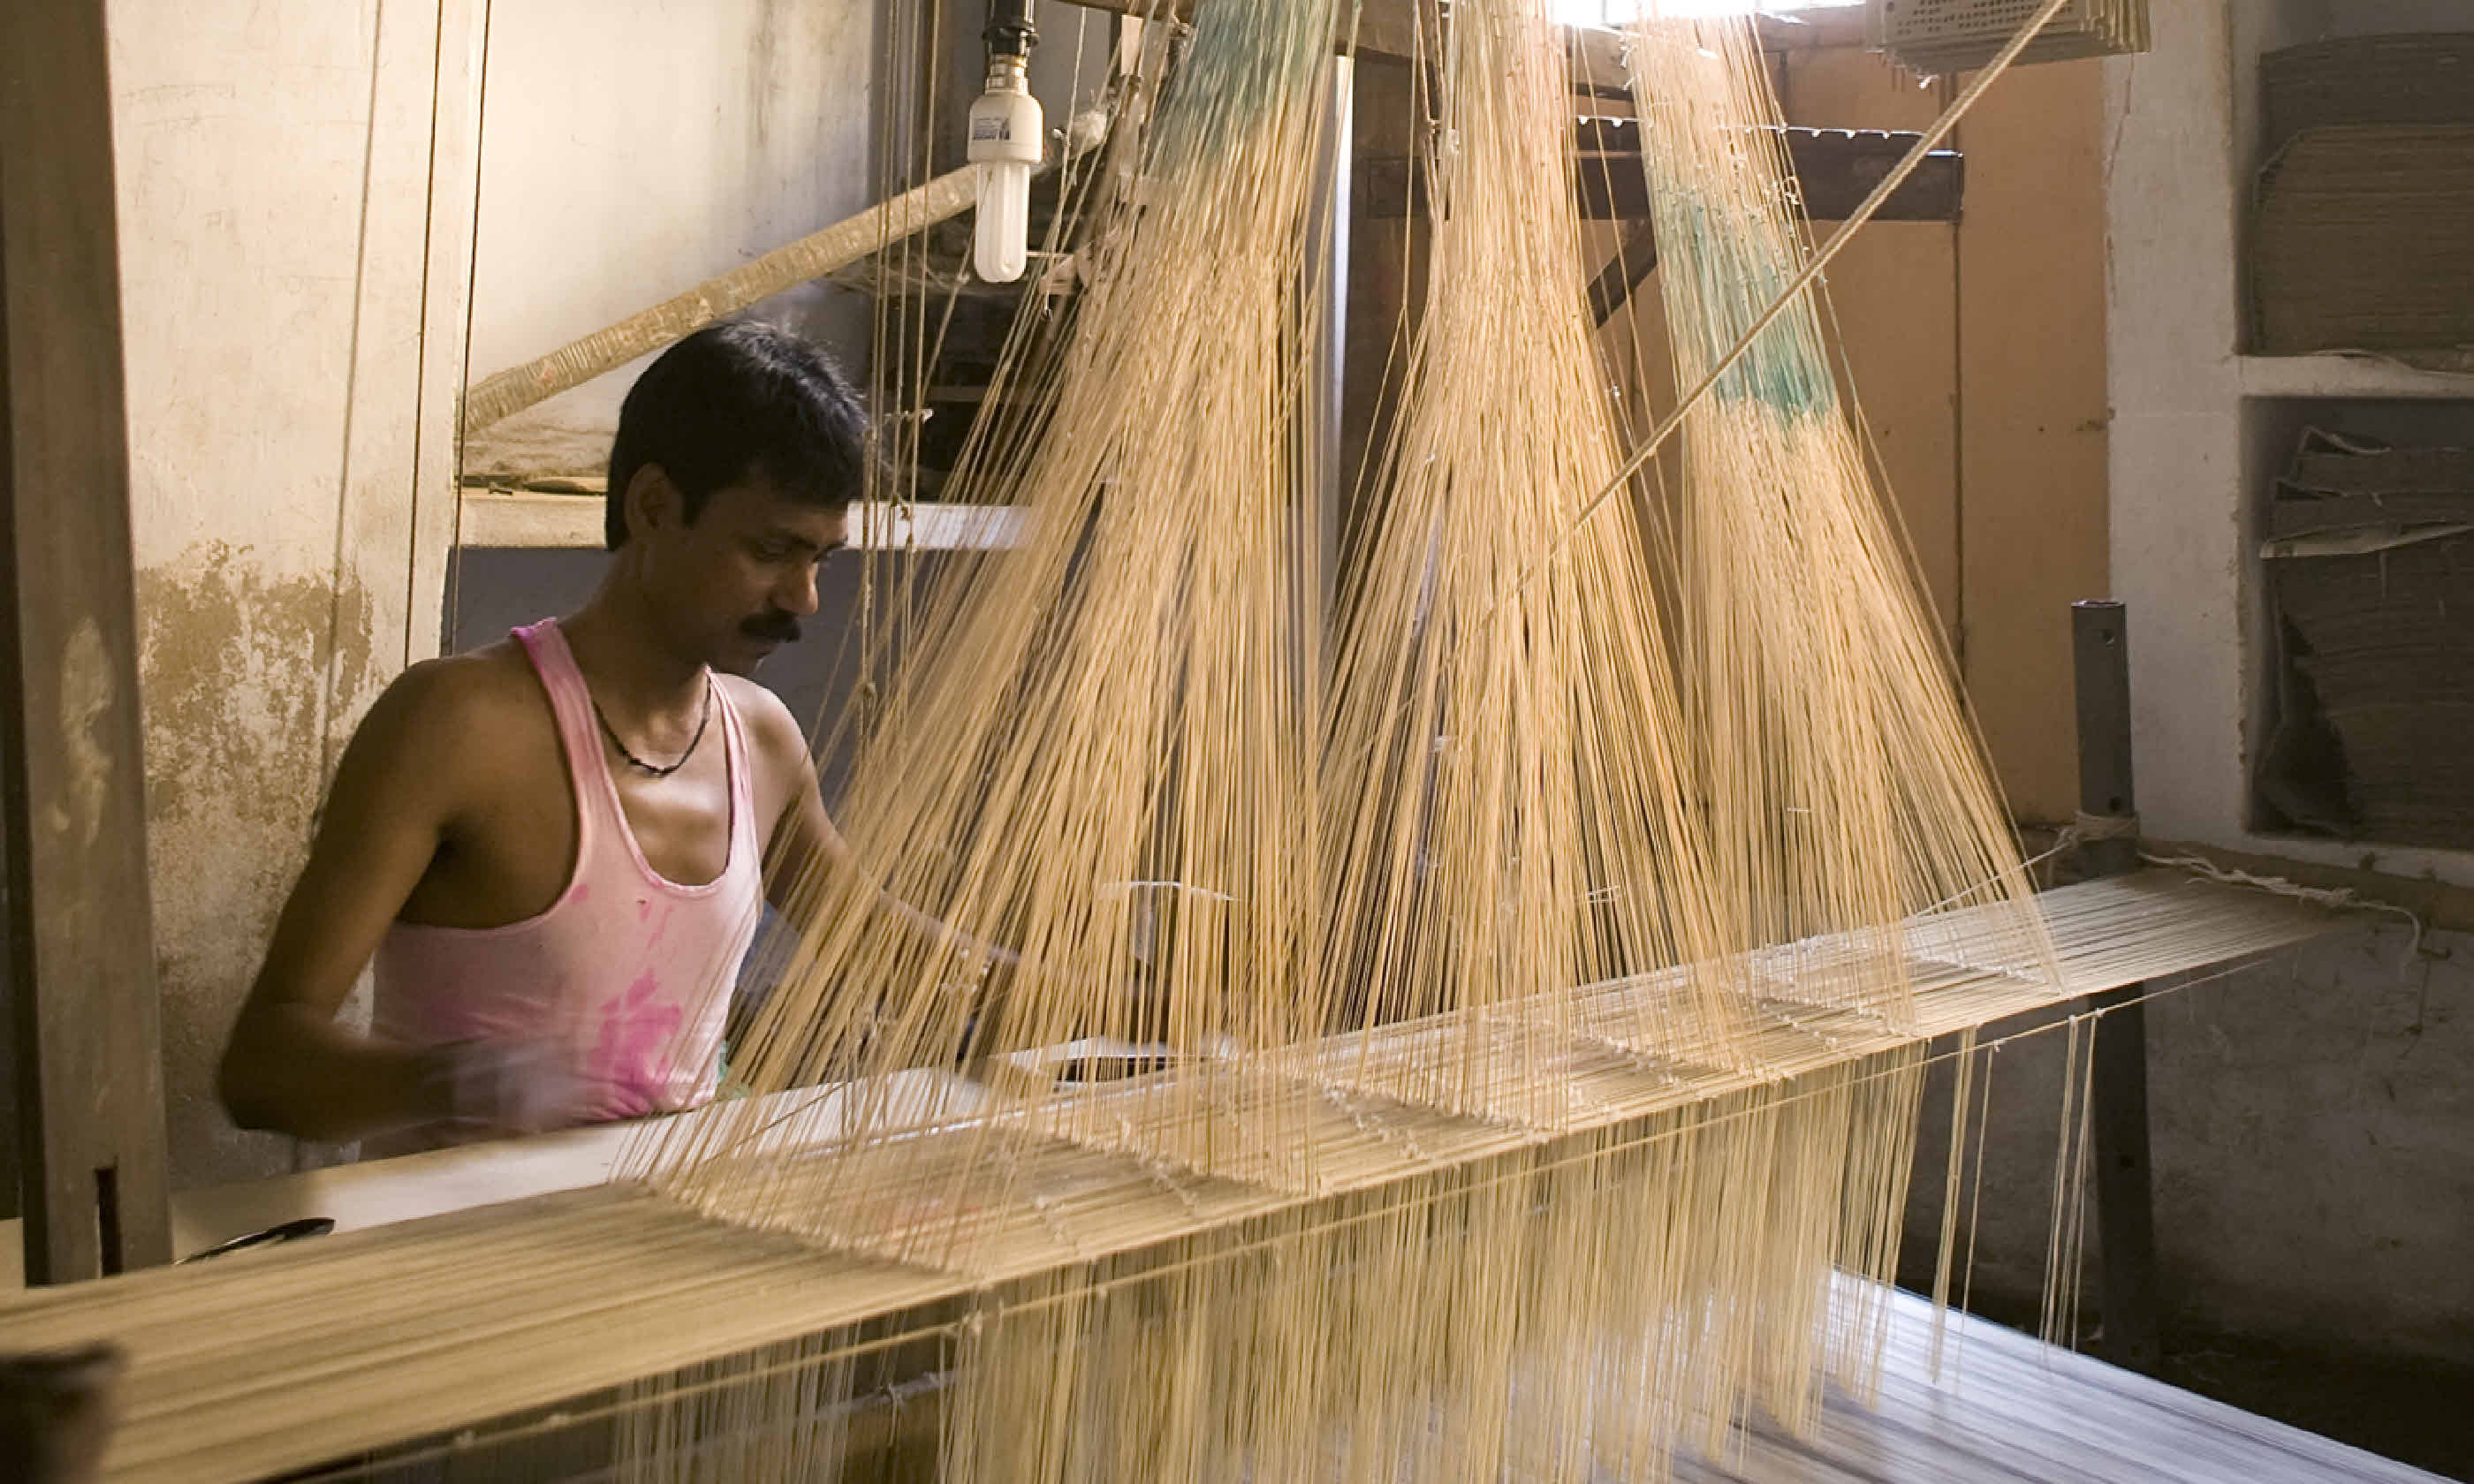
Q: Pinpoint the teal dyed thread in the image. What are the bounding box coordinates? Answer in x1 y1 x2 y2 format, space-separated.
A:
1652 194 1839 420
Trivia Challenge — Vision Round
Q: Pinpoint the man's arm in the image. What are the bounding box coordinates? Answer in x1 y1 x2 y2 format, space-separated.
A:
216 664 474 1142
760 734 1013 965
741 692 1022 1042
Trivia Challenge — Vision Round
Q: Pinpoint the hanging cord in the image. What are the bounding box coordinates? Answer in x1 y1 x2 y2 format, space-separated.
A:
2045 808 2138 859
2015 811 2136 883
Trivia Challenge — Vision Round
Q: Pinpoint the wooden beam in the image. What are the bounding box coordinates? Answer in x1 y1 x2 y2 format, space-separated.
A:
0 0 174 1282
1791 125 1969 220
1360 125 1964 221
1339 49 1430 572
1059 0 1424 63
1061 3 1870 80
1586 222 1660 328
1573 118 1966 221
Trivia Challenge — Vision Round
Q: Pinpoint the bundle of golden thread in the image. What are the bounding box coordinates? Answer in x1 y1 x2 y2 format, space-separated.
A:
599 1 2067 1478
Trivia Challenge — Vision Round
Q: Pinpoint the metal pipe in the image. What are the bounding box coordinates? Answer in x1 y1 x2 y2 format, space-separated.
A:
2072 598 2162 1374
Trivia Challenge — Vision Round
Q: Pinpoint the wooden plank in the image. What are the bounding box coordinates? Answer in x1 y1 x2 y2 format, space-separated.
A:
295 1280 2459 1482
1956 56 2109 825
1567 11 1872 98
1585 221 1659 328
1063 3 1861 79
1568 23 1634 99
0 873 2361 1478
1575 118 1966 221
0 0 174 1283
0 1070 993 1288
455 494 1030 553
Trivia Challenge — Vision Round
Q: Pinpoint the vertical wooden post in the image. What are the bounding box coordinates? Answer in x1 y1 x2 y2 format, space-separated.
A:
1335 30 1431 586
2071 599 2160 1370
0 0 174 1283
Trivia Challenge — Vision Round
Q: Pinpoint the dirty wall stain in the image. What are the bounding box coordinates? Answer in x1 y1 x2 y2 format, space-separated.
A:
137 541 380 1189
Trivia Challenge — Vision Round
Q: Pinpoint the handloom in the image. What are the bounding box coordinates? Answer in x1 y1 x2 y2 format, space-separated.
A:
0 875 2358 1480
0 1 2353 1480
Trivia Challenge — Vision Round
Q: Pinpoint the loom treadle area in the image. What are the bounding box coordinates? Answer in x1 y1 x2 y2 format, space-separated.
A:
0 872 2376 1481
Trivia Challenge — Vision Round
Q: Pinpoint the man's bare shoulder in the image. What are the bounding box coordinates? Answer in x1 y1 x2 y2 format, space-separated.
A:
717 675 841 854
366 643 542 737
337 645 557 805
307 645 556 841
716 675 814 775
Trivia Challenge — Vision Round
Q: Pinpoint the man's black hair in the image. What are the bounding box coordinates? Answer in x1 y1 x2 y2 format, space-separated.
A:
604 320 868 550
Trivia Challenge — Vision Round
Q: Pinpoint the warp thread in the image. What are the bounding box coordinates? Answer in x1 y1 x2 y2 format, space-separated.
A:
2138 851 2426 962
2032 809 2425 959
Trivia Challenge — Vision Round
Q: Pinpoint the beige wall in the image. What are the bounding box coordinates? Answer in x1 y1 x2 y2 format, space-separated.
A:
109 0 479 1191
463 0 881 481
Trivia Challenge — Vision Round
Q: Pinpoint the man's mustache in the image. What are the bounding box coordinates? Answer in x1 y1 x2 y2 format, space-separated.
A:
741 612 801 644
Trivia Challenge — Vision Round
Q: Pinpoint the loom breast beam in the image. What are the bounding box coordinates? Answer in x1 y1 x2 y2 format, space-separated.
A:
0 874 2362 1482
2073 599 2163 1373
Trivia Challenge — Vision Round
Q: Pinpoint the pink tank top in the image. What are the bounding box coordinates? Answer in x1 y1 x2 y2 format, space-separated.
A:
372 619 763 1142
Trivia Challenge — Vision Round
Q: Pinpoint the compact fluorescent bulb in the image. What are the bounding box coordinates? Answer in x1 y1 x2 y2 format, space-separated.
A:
967 59 1043 284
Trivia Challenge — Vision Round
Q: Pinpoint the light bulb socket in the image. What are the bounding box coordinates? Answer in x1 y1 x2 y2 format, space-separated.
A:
984 0 1036 61
968 57 1044 169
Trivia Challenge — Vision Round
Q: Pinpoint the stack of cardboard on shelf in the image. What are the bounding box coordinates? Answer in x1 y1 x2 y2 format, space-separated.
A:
2253 34 2474 367
2263 428 2474 850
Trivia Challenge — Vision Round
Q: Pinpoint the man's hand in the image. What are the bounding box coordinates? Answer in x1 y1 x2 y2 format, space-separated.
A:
421 1040 597 1137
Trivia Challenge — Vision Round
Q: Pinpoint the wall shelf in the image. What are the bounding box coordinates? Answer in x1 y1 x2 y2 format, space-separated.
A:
2237 355 2474 401
2111 0 2474 871
2225 831 2474 892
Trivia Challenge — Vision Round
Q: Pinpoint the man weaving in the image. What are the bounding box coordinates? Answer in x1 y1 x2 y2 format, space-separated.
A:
218 322 968 1150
